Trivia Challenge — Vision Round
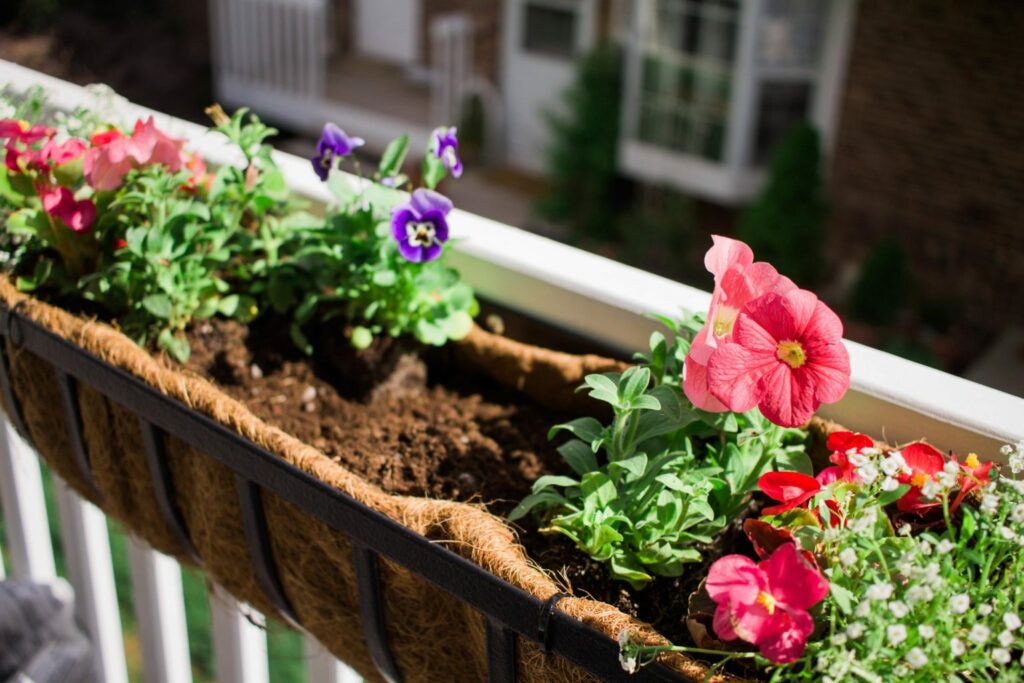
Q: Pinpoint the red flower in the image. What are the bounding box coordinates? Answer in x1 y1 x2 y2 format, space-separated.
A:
707 289 850 428
759 471 822 516
39 138 87 167
895 442 948 513
706 543 829 663
826 431 874 481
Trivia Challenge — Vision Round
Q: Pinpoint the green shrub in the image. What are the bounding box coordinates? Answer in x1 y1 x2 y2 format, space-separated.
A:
738 123 827 285
848 239 911 325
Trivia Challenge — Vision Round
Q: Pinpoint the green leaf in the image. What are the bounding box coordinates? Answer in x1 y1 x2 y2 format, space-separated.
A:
876 484 910 507
327 172 357 204
549 417 604 444
610 454 648 481
158 329 191 363
532 474 580 493
290 324 313 355
372 270 397 286
630 395 662 411
774 449 814 476
439 310 474 340
507 490 567 521
378 134 410 178
619 366 651 403
422 153 446 189
583 373 619 406
828 581 855 614
142 294 174 320
959 507 976 542
558 439 600 475
350 326 373 350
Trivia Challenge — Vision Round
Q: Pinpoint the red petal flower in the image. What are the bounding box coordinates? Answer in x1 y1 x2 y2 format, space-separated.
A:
758 471 822 516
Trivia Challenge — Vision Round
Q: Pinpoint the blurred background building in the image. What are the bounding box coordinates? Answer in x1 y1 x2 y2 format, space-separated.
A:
2 0 1023 390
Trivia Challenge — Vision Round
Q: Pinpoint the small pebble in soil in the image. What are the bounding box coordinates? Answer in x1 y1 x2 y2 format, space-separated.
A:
250 364 264 380
485 314 506 336
301 385 317 403
457 472 479 495
304 402 316 413
199 323 213 335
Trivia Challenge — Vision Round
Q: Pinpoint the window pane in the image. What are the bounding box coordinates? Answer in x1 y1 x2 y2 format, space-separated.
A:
753 81 812 165
637 0 738 162
758 0 826 68
523 4 577 59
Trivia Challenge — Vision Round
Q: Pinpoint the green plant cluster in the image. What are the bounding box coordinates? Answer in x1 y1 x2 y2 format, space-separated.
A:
511 317 809 588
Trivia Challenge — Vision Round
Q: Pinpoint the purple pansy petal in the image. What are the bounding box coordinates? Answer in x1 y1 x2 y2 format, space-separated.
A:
419 210 449 242
432 126 463 177
391 208 415 240
409 188 453 217
422 242 443 262
311 154 330 181
396 239 425 263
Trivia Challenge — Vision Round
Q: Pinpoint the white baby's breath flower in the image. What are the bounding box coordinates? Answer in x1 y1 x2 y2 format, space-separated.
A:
855 600 872 617
1011 504 1024 524
899 523 912 536
999 525 1017 541
998 630 1015 647
969 624 991 644
881 476 900 492
905 647 928 669
858 462 879 485
848 451 868 466
936 539 955 554
981 494 1001 514
918 624 935 638
906 585 934 605
839 548 857 567
1004 613 1022 631
979 604 994 617
944 460 961 476
889 600 910 618
950 594 970 614
888 624 908 645
937 470 958 488
846 622 865 640
918 540 933 556
893 664 909 678
832 632 848 646
882 453 907 476
922 479 943 499
993 647 1012 665
951 637 966 656
867 583 894 601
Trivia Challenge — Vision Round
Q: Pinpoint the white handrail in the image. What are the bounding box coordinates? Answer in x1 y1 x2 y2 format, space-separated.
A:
127 537 194 683
53 480 130 683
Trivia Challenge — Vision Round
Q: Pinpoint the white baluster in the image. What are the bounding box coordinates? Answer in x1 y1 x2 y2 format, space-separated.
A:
53 479 129 683
209 586 270 683
128 537 194 683
305 634 363 683
0 419 57 580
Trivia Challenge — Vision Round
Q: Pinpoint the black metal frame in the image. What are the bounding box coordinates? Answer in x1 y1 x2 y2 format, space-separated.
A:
0 304 690 683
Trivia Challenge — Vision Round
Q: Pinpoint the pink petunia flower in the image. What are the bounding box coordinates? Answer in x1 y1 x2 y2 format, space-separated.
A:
39 138 88 167
84 117 186 190
706 288 850 428
39 185 96 234
706 543 829 663
683 236 793 411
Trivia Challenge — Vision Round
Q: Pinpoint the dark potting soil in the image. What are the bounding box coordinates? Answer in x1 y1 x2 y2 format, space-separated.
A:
179 316 756 655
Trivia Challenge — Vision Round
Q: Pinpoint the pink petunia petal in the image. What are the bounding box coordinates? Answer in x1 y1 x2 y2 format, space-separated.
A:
761 543 829 611
705 555 764 604
704 235 753 282
758 362 817 427
706 342 775 413
730 600 777 645
682 345 728 412
757 609 814 663
730 306 781 357
712 601 739 641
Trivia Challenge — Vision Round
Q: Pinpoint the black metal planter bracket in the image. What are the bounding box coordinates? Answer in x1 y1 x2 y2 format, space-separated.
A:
235 474 301 627
538 592 569 653
0 301 32 443
352 541 403 683
138 417 203 565
487 616 518 683
55 369 104 502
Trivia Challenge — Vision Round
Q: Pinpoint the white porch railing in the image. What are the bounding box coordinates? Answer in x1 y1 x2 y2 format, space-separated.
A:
1 60 1022 683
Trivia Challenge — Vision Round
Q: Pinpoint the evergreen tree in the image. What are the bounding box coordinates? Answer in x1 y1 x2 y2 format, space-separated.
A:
535 44 629 242
738 123 828 285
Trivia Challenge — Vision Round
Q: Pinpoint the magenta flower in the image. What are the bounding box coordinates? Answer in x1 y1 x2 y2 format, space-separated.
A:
683 235 793 411
390 188 452 263
431 126 463 178
39 185 96 234
84 118 187 190
706 288 850 427
312 123 364 181
706 543 829 663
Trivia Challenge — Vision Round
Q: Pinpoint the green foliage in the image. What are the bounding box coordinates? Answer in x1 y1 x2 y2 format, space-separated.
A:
848 239 911 325
255 135 477 351
739 123 828 286
535 43 629 242
512 319 809 588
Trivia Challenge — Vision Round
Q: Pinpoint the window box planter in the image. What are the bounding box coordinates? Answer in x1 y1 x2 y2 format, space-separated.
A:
2 61 1022 683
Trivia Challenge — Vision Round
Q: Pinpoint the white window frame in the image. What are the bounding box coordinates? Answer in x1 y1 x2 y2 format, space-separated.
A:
511 0 596 63
620 0 858 204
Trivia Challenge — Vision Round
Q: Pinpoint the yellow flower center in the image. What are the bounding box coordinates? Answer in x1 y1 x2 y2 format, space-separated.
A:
911 472 930 488
965 453 980 469
756 591 777 614
712 305 739 338
776 340 807 369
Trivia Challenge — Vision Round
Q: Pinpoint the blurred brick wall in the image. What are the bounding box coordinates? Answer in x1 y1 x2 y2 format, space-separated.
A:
829 0 1024 331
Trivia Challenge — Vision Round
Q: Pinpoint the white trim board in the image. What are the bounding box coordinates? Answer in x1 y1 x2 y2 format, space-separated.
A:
1 59 1021 459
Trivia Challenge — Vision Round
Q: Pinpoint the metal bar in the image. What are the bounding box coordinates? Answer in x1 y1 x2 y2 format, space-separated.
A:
0 418 57 579
55 369 103 501
209 586 270 683
53 478 129 683
127 537 194 683
138 417 202 564
235 474 300 626
352 541 402 683
0 338 31 442
486 617 517 683
0 305 685 682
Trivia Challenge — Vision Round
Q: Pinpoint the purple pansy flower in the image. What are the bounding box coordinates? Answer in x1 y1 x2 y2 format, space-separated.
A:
431 126 463 178
391 189 453 263
312 122 364 181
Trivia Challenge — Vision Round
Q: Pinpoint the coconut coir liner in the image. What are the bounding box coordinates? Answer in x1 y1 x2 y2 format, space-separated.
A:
0 278 734 683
